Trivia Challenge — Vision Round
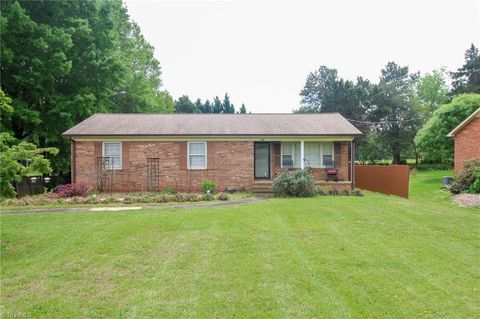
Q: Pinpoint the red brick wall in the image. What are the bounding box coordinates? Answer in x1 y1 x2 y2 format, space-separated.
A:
454 117 480 172
75 141 254 192
74 140 351 192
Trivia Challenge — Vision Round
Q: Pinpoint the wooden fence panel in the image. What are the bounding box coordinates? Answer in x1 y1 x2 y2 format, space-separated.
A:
355 165 409 198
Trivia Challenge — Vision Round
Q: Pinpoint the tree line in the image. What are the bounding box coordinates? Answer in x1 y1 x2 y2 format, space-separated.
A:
175 93 248 114
296 44 480 165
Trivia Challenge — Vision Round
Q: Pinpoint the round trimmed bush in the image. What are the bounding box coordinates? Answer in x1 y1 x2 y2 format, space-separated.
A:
271 169 316 197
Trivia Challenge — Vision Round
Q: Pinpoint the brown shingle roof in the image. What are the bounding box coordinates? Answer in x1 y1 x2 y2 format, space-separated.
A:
62 113 362 136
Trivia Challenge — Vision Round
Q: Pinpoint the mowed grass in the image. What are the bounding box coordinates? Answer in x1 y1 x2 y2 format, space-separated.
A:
1 171 479 318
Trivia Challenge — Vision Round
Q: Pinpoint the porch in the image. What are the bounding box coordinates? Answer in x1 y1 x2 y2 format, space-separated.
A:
253 140 355 193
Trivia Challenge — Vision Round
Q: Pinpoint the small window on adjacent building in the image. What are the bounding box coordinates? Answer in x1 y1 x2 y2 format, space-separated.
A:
188 141 207 169
102 142 122 169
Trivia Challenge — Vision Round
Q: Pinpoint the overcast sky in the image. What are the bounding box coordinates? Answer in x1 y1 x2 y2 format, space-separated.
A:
124 0 480 113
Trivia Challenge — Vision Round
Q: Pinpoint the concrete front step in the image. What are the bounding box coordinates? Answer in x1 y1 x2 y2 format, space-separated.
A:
252 182 273 193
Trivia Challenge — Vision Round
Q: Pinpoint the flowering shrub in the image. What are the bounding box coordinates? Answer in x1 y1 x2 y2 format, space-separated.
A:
317 186 364 196
51 183 90 198
448 158 480 194
216 193 230 201
2 191 233 207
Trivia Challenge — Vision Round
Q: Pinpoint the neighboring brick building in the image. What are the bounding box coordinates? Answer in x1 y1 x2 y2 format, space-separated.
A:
63 113 362 192
448 108 480 172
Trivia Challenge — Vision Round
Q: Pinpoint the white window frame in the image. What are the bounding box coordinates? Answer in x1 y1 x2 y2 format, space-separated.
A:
281 141 335 168
280 142 295 168
321 142 334 168
102 141 122 170
187 141 207 169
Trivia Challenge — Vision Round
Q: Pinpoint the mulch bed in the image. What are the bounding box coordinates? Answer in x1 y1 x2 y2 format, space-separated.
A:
452 194 480 207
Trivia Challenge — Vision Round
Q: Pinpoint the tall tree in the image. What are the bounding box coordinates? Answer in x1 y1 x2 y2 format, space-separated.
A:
212 96 223 113
298 66 370 124
0 92 58 198
194 98 203 113
371 62 421 164
175 95 195 113
298 66 340 113
415 68 450 119
239 103 247 114
222 93 235 113
415 94 480 163
202 99 213 113
451 44 480 94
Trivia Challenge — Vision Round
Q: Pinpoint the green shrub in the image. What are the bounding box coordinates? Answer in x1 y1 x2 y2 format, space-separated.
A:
417 163 453 171
448 182 464 194
449 158 480 194
272 169 316 197
200 180 216 194
202 193 214 201
316 186 328 196
350 189 364 196
468 170 480 194
162 187 177 195
329 187 341 196
216 193 229 201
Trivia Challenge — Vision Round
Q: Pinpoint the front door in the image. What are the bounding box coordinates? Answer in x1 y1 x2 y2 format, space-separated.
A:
254 142 270 179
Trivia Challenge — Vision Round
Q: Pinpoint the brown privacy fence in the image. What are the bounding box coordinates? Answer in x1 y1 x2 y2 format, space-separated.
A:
355 165 410 198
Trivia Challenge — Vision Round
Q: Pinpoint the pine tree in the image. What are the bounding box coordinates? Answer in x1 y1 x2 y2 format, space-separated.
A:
240 104 247 113
175 95 195 113
202 100 213 113
212 96 223 113
194 98 203 113
451 44 480 94
222 93 235 113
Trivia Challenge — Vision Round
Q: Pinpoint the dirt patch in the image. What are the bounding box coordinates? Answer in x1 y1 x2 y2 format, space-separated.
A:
452 194 480 207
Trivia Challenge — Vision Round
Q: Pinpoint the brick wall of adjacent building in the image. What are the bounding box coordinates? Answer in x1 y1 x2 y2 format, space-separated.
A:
454 117 480 172
73 140 351 192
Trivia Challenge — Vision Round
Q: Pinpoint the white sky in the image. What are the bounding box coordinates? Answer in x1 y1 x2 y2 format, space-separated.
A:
124 0 480 113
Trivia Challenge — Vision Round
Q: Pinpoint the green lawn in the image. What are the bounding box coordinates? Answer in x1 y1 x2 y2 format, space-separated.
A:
1 171 479 318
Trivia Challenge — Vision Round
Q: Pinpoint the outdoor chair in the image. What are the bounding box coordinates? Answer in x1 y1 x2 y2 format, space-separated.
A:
324 156 338 181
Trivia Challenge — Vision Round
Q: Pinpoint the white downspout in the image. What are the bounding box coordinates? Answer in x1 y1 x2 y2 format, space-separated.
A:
300 140 305 169
351 139 356 189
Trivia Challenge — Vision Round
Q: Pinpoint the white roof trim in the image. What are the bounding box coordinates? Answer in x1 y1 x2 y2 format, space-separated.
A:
447 108 480 137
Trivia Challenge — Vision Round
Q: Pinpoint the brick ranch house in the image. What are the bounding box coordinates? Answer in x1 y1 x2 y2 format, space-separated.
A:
62 113 362 193
447 107 480 172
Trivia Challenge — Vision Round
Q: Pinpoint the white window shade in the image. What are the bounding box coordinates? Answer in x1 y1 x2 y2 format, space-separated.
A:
103 142 122 169
281 141 334 168
189 142 206 155
188 142 207 169
322 142 334 167
281 142 300 168
293 143 302 168
304 142 321 167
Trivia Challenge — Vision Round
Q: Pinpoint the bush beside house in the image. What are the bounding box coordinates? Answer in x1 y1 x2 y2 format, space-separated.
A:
448 158 480 194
